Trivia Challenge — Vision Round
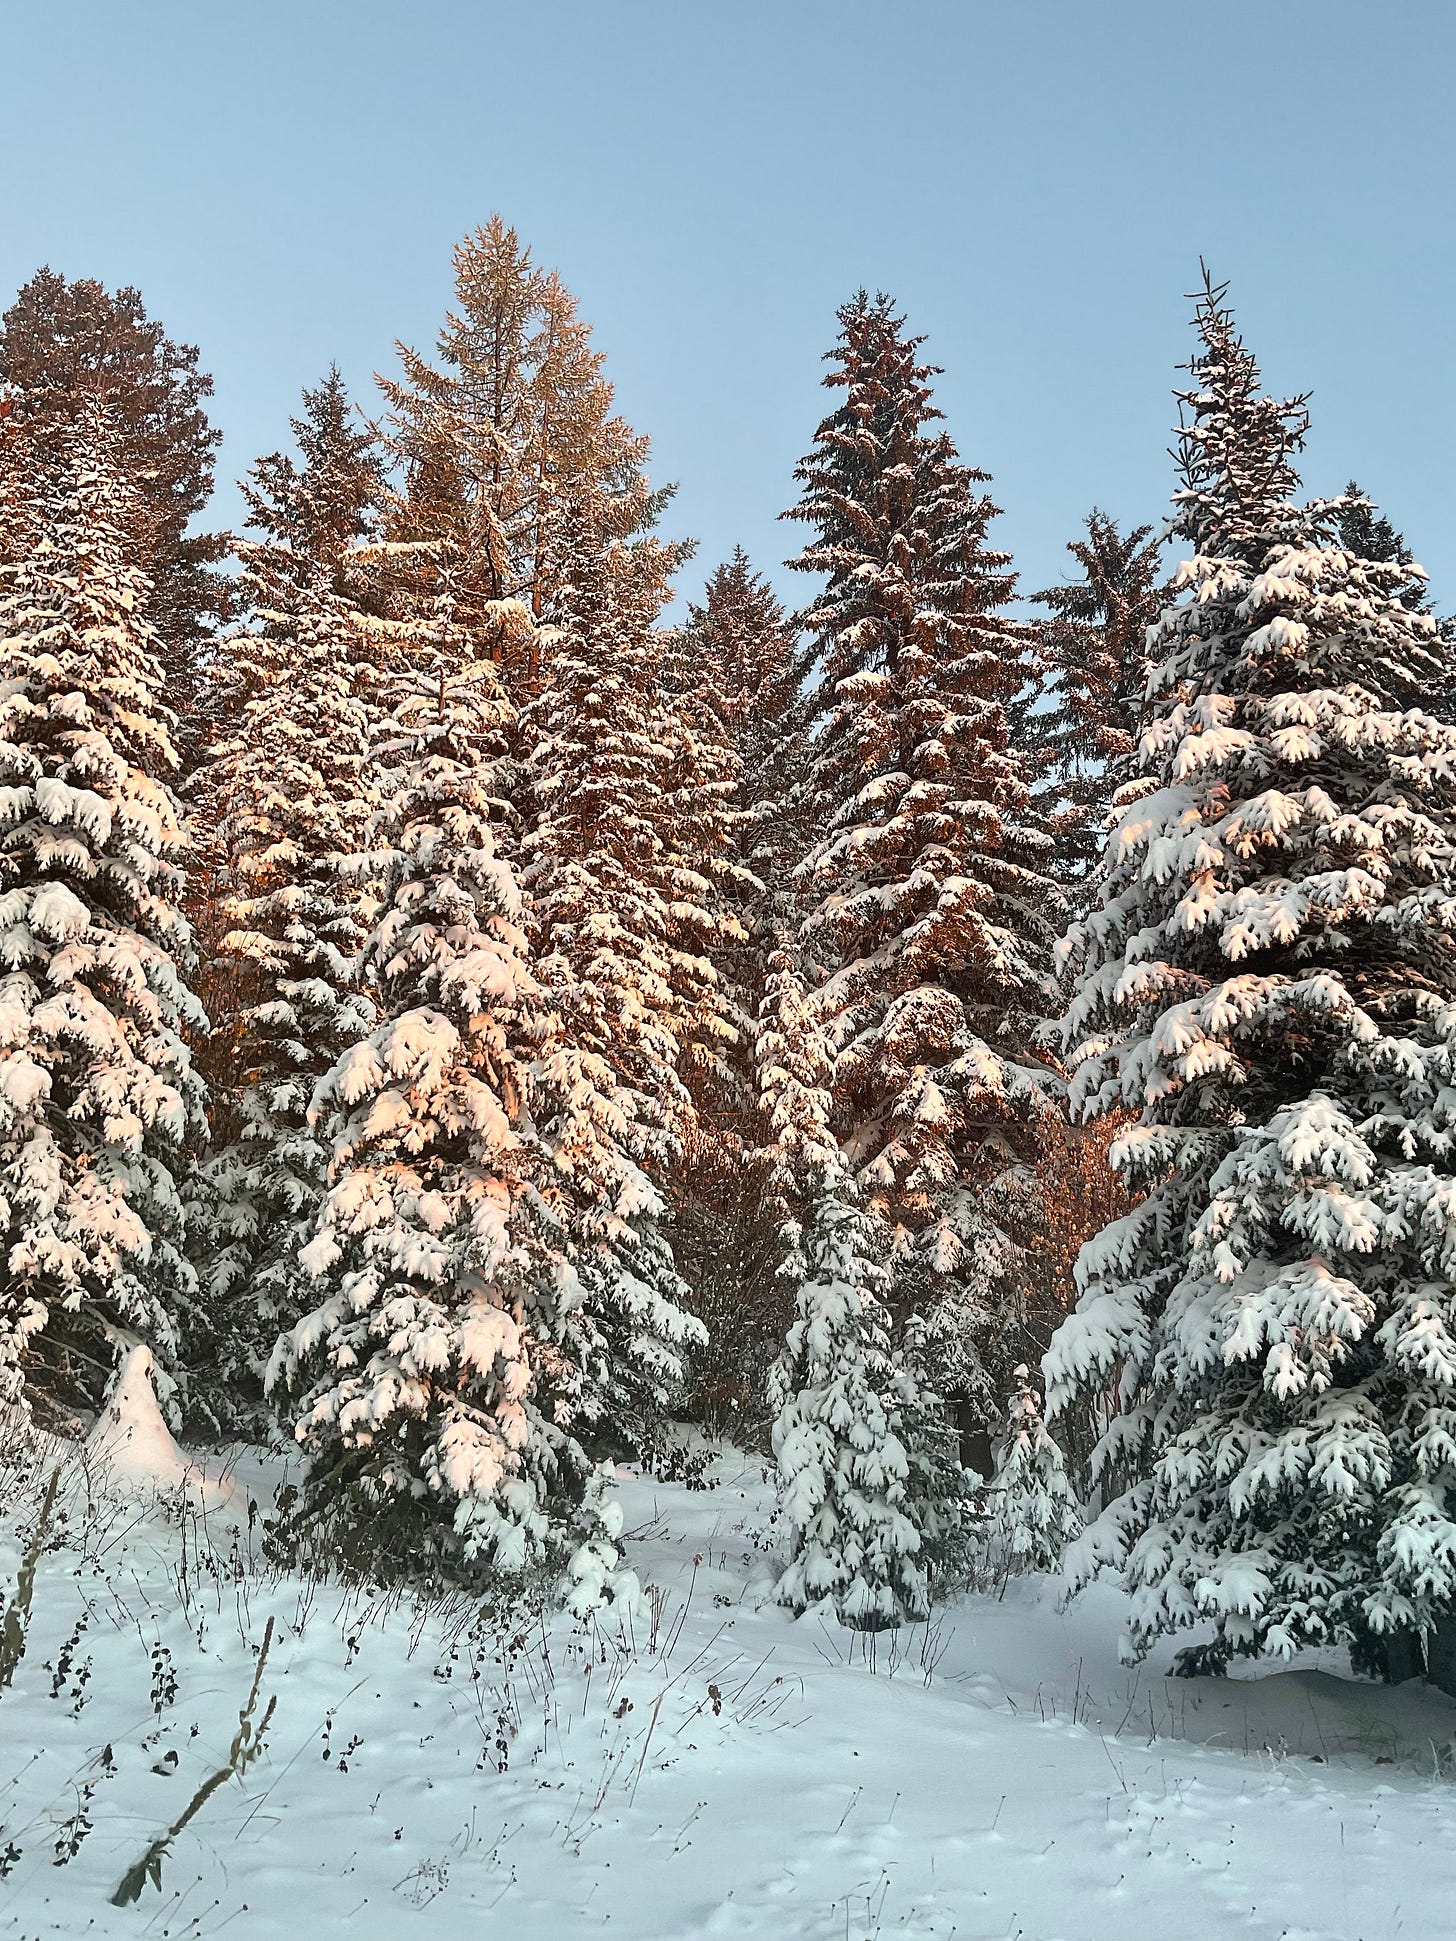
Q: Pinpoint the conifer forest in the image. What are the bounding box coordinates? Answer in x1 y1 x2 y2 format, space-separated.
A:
4 29 1456 1927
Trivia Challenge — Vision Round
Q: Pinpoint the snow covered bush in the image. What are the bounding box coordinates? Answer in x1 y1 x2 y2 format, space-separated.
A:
1046 277 1456 1673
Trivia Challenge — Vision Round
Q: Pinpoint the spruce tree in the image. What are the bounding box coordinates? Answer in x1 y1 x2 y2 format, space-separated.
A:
784 291 1061 1432
987 1364 1081 1575
1334 483 1451 710
199 375 386 1416
0 269 224 716
761 942 930 1628
658 552 806 1428
1334 483 1435 618
678 550 810 928
271 656 588 1574
237 366 386 598
1028 511 1168 884
1047 278 1456 1676
0 401 207 1419
520 504 706 1456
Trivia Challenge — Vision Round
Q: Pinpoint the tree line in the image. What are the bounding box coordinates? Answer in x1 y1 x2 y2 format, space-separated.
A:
2 226 1453 1683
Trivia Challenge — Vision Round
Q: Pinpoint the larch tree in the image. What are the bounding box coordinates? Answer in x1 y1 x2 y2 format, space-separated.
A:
0 400 207 1420
198 374 386 1419
1046 277 1456 1682
376 218 688 703
270 654 590 1576
784 291 1062 1443
1028 510 1169 886
0 269 225 735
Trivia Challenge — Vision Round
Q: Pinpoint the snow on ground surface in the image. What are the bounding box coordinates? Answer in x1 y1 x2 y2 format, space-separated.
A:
2 1436 1453 1940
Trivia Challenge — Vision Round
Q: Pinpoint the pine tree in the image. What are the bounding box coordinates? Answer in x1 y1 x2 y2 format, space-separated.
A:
520 505 706 1456
0 269 224 719
762 942 930 1628
1028 510 1168 883
784 291 1061 1432
198 376 386 1417
0 400 207 1419
987 1364 1081 1574
270 656 588 1574
1046 277 1456 1677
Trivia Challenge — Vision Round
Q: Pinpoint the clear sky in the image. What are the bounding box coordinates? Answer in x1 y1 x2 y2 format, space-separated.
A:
4 0 1452 616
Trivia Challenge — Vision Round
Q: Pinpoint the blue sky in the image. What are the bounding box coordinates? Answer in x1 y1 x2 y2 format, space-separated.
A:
4 0 1452 615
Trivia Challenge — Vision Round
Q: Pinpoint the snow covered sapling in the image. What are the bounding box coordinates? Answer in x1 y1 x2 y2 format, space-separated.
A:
0 400 207 1419
271 658 588 1579
987 1364 1081 1576
1047 274 1456 1677
763 945 931 1629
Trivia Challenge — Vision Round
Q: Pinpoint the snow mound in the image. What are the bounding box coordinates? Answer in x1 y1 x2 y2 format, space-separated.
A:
84 1346 232 1506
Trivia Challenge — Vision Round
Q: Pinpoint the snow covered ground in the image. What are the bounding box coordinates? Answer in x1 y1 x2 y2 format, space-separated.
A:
2 1433 1452 1941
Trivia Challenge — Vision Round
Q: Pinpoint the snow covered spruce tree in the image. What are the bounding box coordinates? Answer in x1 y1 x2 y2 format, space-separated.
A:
987 1364 1081 1576
784 291 1062 1444
1334 482 1452 706
659 552 810 1429
677 550 811 936
199 374 385 1419
270 655 588 1577
1334 483 1439 622
0 400 207 1419
760 939 930 1628
1046 276 1456 1679
1028 511 1168 887
520 503 707 1458
0 269 225 743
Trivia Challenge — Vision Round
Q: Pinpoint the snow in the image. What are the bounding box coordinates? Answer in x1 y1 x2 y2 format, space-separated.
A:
3 1436 1454 1939
82 1346 232 1508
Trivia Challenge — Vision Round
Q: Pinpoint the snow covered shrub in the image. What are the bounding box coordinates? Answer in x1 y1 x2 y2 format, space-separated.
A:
1047 277 1456 1673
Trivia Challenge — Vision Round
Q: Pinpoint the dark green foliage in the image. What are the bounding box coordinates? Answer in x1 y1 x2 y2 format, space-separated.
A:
1028 510 1170 883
